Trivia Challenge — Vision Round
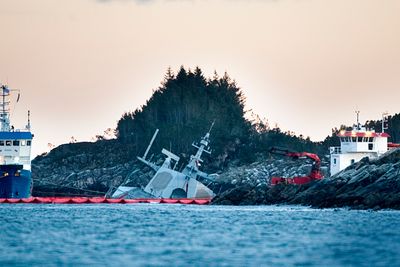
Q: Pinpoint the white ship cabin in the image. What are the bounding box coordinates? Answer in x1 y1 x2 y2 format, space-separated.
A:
0 131 33 170
330 127 389 176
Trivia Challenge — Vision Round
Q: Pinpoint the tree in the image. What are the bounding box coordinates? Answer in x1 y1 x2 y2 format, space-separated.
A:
116 67 251 166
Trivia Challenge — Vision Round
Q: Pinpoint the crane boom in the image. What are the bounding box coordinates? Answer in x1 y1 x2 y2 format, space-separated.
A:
269 147 323 185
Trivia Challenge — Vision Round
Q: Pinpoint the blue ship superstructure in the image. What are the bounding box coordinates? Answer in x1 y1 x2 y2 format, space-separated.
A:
0 84 33 198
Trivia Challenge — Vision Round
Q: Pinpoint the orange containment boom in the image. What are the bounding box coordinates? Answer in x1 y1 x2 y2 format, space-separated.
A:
0 197 211 205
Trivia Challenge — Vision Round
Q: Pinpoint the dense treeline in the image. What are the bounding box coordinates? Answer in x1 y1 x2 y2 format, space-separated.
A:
38 67 400 173
117 67 252 165
366 113 400 143
249 119 328 157
115 67 400 168
116 67 331 167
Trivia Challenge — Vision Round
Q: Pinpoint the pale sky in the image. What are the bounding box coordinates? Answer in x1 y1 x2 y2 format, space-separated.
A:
0 0 399 156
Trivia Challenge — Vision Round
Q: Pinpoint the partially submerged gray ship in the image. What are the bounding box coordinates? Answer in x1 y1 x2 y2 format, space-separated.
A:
109 125 218 199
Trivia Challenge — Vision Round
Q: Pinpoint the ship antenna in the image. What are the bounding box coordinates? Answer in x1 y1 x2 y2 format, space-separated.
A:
27 110 31 130
0 84 11 131
355 110 360 130
382 111 389 133
1 85 4 128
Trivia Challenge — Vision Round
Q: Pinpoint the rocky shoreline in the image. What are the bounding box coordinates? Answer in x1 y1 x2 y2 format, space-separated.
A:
32 141 400 210
32 140 153 196
213 148 400 210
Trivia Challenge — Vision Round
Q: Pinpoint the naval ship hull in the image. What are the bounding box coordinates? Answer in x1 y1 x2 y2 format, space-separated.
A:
0 165 32 198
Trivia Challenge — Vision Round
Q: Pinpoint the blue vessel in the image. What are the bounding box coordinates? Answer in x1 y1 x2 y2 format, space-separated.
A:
0 84 33 198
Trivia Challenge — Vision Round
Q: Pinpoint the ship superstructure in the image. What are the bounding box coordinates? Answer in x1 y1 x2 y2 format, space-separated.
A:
0 83 33 198
140 126 216 199
329 112 389 176
111 125 217 199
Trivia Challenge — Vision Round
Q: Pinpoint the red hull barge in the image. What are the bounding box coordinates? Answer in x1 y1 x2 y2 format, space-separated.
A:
0 197 211 205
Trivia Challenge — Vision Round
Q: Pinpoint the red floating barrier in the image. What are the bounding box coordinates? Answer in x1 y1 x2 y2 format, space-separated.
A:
161 199 179 204
21 197 35 203
52 197 72 204
71 197 89 204
88 197 106 203
178 199 194 204
194 199 210 205
34 197 53 203
0 197 211 205
6 198 21 203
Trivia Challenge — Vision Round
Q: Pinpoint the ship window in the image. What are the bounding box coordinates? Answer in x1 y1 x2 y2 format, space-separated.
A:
0 141 4 146
5 140 11 146
368 143 373 150
13 140 20 146
333 158 337 164
357 137 363 142
27 140 31 146
20 140 26 146
352 137 357 142
351 159 355 164
369 137 374 142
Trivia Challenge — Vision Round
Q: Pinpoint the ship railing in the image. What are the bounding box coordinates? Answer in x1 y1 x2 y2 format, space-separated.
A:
329 146 341 154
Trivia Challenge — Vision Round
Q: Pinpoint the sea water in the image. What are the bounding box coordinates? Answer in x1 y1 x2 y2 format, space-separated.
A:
0 204 399 267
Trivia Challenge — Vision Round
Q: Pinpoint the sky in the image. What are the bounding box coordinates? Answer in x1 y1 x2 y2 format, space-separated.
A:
0 0 399 156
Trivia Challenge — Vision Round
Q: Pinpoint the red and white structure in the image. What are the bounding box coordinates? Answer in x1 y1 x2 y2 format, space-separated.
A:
330 112 392 176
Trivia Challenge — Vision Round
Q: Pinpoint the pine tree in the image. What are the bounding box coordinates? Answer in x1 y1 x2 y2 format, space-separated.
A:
116 67 251 165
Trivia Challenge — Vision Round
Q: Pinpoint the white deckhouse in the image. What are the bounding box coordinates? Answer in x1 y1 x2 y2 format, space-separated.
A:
329 112 392 176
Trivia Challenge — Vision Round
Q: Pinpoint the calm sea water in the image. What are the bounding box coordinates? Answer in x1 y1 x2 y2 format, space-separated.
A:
0 204 399 267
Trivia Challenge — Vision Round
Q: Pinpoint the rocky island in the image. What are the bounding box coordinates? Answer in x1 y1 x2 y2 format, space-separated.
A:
31 67 400 210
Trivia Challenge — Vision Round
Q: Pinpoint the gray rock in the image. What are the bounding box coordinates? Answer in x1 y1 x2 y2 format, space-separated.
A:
214 148 400 210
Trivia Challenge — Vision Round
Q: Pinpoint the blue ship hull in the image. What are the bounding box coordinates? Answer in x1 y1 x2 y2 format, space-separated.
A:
0 165 32 198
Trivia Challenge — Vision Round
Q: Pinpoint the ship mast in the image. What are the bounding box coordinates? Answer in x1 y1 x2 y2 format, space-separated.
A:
355 110 360 130
0 84 11 131
382 112 389 133
27 110 31 130
182 121 214 179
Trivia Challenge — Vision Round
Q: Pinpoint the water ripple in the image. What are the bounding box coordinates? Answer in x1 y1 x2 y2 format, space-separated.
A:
0 204 399 266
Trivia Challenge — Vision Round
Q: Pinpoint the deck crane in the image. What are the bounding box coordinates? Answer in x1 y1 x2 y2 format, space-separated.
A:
269 147 323 185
